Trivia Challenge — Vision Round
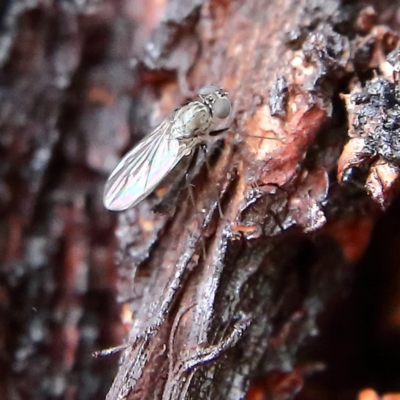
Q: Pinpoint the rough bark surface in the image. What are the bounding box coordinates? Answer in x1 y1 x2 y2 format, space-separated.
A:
2 0 400 400
108 0 400 399
0 1 128 399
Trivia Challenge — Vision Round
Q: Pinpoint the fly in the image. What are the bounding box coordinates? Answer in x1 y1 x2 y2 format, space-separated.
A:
103 85 232 211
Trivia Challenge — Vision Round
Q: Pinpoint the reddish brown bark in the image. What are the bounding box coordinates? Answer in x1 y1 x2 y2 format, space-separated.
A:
2 1 400 400
107 0 400 399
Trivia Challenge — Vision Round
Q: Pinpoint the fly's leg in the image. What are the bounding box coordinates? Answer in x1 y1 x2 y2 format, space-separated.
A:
200 143 224 219
209 127 230 137
185 172 207 259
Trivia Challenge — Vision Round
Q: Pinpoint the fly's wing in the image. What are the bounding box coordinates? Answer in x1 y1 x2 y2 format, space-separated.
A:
103 119 187 211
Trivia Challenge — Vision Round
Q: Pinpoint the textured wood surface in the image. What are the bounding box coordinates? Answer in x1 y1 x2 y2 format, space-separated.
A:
2 1 400 400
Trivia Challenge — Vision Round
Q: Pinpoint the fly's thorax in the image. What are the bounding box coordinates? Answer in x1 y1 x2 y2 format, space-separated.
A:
172 101 213 139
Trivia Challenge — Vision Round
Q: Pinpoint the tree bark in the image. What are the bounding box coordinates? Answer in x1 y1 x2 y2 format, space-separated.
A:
2 0 400 400
108 0 400 399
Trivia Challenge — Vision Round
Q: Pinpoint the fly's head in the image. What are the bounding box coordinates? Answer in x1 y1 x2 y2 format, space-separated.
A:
198 85 231 120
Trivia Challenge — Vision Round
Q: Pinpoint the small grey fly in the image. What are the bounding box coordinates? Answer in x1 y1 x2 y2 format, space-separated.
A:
103 85 231 211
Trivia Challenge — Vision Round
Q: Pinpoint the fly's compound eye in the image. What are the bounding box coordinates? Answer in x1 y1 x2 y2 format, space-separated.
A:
212 96 231 119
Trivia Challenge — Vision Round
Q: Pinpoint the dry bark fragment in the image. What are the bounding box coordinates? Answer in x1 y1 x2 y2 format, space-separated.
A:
338 41 400 207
